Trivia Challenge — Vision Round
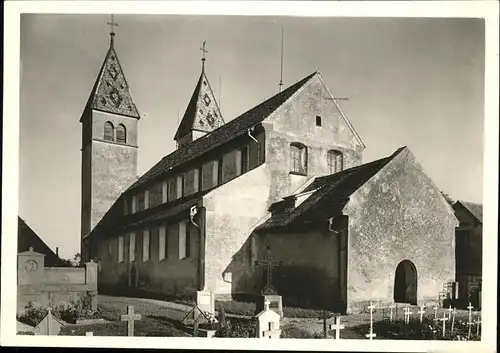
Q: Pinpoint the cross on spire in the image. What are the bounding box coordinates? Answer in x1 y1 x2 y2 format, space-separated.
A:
107 14 119 47
200 40 208 71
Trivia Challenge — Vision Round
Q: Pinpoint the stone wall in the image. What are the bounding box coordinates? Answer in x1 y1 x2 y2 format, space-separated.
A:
17 248 98 312
343 148 458 312
263 73 364 206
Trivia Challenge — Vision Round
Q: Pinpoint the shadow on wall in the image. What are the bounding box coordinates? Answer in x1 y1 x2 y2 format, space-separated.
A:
223 237 341 311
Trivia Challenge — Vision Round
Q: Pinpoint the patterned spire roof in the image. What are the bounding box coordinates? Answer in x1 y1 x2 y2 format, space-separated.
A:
80 41 140 122
174 69 224 141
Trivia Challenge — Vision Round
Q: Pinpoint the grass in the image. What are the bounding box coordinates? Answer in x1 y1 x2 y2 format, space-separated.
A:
215 300 337 318
59 295 191 336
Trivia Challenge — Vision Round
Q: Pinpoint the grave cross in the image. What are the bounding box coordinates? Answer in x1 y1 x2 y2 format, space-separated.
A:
120 305 142 336
467 302 474 339
439 313 448 337
433 305 439 320
85 332 93 336
320 309 332 338
475 314 481 336
365 302 376 340
254 245 282 295
418 304 426 323
329 316 345 340
450 308 456 333
388 304 395 322
403 306 412 324
447 305 453 320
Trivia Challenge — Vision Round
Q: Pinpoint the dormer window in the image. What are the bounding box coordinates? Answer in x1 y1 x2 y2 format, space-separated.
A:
290 143 308 175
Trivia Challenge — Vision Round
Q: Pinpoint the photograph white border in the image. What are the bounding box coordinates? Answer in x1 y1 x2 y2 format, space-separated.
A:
2 1 498 351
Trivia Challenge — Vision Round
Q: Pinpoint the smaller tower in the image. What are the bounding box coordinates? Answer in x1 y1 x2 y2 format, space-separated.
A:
174 41 224 149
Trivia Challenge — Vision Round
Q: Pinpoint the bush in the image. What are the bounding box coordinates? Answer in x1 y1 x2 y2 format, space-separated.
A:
17 302 48 327
214 321 256 338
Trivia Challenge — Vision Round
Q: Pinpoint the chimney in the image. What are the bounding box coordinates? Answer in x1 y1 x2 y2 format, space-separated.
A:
56 247 59 257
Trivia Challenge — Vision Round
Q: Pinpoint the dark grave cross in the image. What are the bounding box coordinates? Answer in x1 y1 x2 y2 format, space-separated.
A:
254 245 282 295
321 309 332 338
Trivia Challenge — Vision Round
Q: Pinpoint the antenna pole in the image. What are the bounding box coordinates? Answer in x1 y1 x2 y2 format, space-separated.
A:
279 26 284 93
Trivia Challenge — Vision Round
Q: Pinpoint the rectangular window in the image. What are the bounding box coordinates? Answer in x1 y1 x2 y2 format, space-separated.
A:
198 167 203 191
167 178 177 201
143 230 150 261
131 196 137 214
162 181 168 203
179 221 187 260
123 198 129 215
118 236 124 263
150 182 163 208
316 115 322 127
150 227 158 261
186 222 191 258
290 144 307 174
129 232 136 262
144 190 150 210
241 145 249 174
222 151 238 182
158 225 167 260
177 175 184 198
201 161 217 191
137 192 145 211
217 158 223 185
183 169 199 196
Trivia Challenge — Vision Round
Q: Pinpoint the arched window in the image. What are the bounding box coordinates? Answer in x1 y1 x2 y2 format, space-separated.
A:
290 143 308 175
116 124 126 143
104 121 114 141
327 150 343 174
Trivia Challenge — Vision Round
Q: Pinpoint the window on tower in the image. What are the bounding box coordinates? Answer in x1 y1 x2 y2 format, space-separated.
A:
104 121 114 141
116 124 127 143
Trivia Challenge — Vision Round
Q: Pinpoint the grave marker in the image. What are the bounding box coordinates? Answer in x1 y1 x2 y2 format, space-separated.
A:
417 304 426 323
255 299 281 339
467 302 474 339
329 316 345 340
450 308 456 333
439 313 448 337
120 305 142 336
320 309 332 338
34 306 65 336
255 245 283 318
403 306 412 324
389 304 395 322
85 332 93 336
447 305 453 320
433 305 438 321
365 302 376 340
475 314 481 336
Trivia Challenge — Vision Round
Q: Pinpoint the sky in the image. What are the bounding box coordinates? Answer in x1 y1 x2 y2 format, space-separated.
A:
19 14 485 259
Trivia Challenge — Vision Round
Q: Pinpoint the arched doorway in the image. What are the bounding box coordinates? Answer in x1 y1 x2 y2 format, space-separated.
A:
394 260 417 305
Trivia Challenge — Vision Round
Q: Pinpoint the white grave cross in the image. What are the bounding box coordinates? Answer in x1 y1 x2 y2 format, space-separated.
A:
388 304 395 322
475 314 481 336
467 302 474 339
433 305 438 320
120 305 142 336
329 316 345 340
403 306 412 324
85 332 93 336
447 305 453 320
365 302 376 340
417 304 426 323
439 313 448 337
450 308 456 333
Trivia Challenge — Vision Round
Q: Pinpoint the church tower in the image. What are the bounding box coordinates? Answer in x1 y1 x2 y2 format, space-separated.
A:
80 19 140 260
174 41 224 148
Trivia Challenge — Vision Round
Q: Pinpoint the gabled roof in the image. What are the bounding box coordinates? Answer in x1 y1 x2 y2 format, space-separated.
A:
18 217 64 266
80 40 140 122
127 71 318 192
455 200 483 224
258 147 406 230
174 69 224 140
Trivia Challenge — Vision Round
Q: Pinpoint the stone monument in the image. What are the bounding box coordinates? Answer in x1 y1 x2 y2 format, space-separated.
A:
255 245 283 318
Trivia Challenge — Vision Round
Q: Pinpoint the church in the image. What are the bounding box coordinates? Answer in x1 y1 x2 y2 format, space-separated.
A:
81 30 458 313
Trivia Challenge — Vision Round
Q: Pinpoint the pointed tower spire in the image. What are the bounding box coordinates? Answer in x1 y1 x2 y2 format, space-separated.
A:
79 16 139 122
174 41 224 148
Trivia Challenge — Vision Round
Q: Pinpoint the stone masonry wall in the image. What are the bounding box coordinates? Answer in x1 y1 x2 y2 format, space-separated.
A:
343 148 458 312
